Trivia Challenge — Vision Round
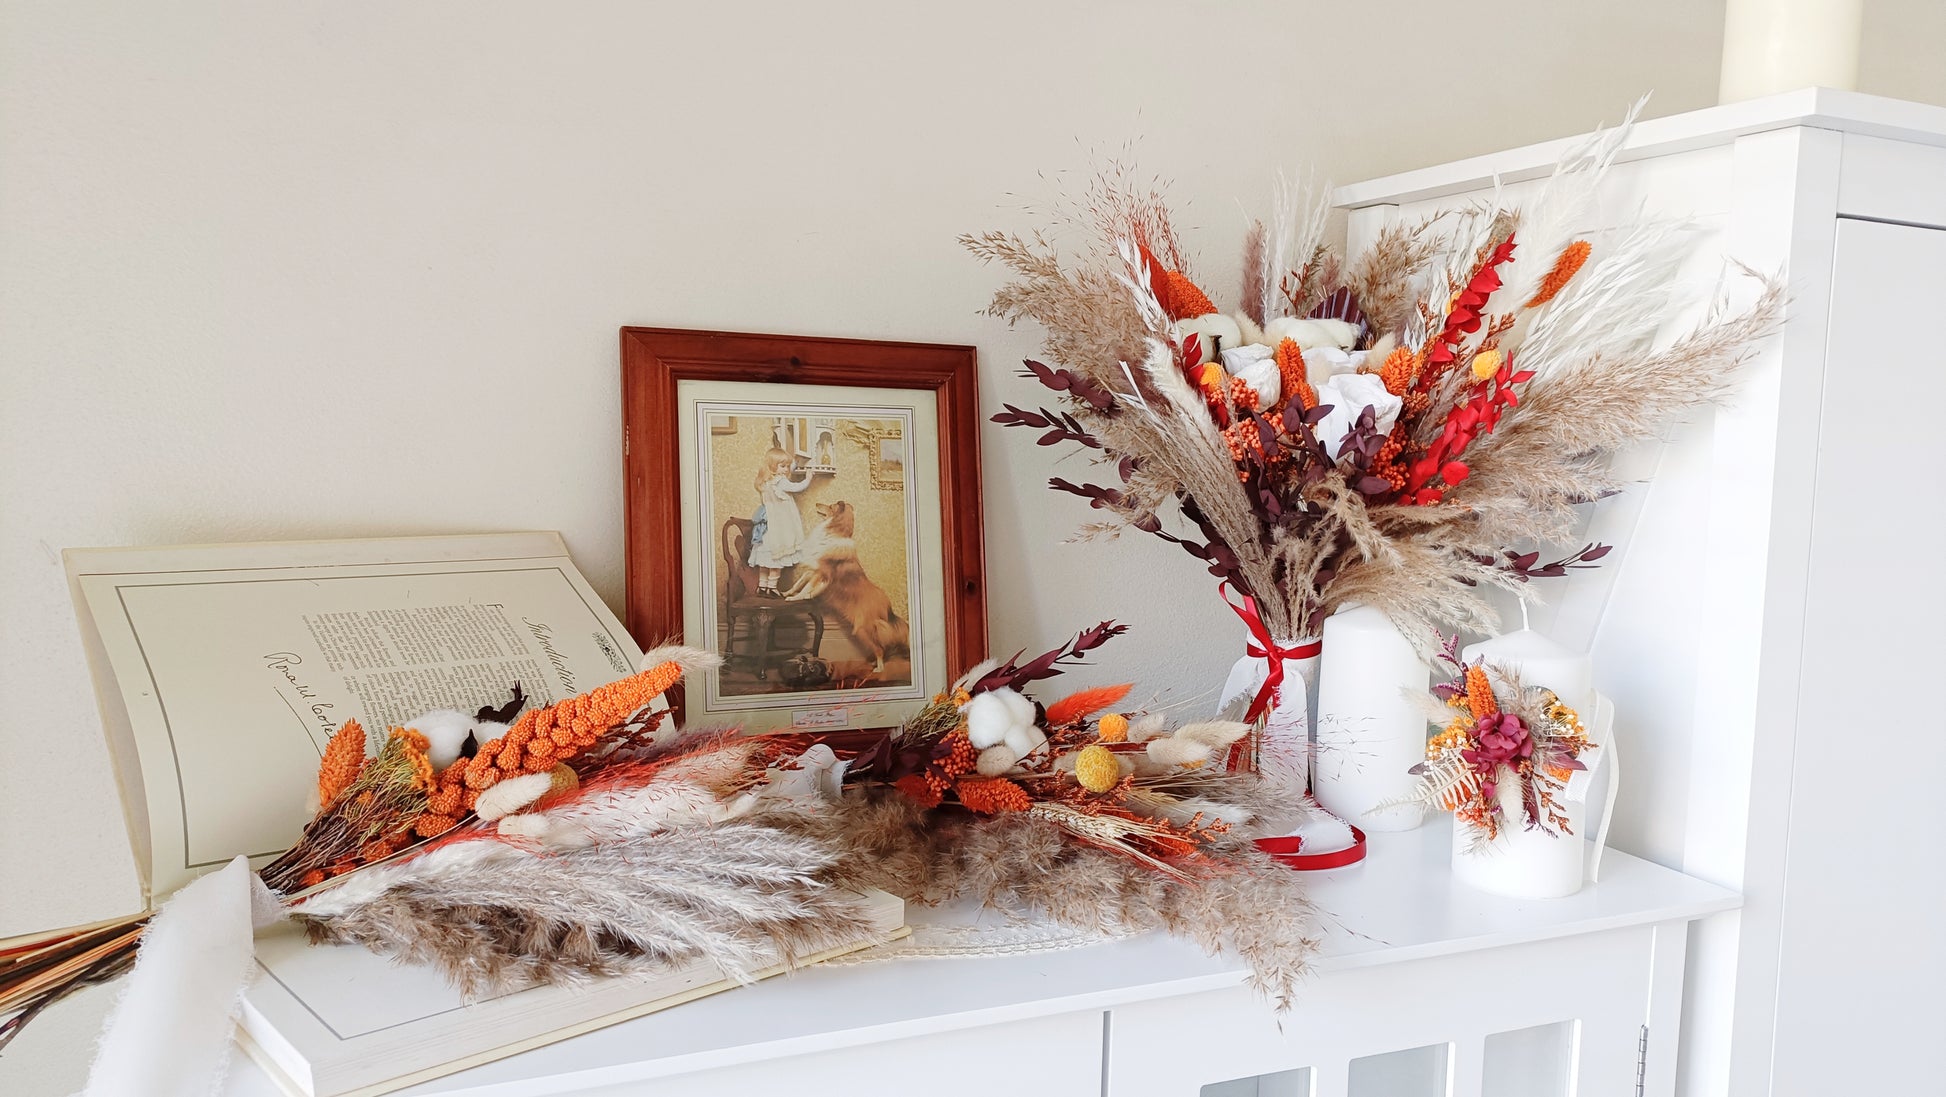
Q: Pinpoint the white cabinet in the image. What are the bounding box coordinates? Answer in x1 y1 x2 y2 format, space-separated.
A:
1334 88 1946 1097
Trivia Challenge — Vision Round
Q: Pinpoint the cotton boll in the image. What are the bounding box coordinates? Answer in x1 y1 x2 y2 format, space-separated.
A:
408 709 477 770
995 688 1037 728
963 692 1014 749
976 744 1021 777
1221 344 1280 407
1263 317 1358 352
1173 314 1243 365
474 772 557 821
1002 723 1047 761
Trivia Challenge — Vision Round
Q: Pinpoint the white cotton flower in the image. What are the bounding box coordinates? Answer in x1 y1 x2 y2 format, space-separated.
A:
1173 313 1243 365
1264 316 1358 352
963 692 1014 748
964 687 1037 750
407 709 476 770
1002 724 1047 761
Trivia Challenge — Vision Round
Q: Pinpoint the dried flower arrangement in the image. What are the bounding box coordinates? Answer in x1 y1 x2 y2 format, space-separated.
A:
1390 634 1594 851
5 628 1319 1045
965 108 1782 668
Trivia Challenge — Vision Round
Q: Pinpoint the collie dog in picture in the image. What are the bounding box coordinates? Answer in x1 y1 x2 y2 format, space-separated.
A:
783 501 910 673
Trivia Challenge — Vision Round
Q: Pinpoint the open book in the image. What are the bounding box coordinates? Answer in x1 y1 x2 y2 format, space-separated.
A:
67 532 647 905
62 533 905 1097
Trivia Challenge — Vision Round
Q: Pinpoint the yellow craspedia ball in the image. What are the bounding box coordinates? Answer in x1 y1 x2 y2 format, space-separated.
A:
1470 349 1503 381
1096 713 1129 743
1074 745 1121 793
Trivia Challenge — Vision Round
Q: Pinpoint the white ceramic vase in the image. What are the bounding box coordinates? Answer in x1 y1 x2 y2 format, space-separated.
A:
1310 604 1430 832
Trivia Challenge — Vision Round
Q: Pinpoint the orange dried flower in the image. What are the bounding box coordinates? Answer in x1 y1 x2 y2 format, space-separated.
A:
1378 346 1419 396
413 812 459 839
895 774 943 809
1045 684 1134 727
1274 339 1316 410
956 777 1032 814
1525 240 1591 308
434 659 687 814
316 719 367 808
298 870 326 889
1096 713 1130 743
1227 376 1260 415
1159 269 1217 320
1464 666 1499 720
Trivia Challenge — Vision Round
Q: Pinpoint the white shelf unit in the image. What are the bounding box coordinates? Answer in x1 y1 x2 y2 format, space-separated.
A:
223 821 1732 1097
1338 88 1946 1097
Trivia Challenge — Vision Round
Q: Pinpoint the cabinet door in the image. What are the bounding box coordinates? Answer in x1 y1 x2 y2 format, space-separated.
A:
1767 216 1946 1095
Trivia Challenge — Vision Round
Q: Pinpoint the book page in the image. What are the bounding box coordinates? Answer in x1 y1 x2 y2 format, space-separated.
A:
65 534 643 905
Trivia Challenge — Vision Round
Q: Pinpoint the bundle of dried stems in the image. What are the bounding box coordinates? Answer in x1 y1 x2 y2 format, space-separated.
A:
969 105 1783 647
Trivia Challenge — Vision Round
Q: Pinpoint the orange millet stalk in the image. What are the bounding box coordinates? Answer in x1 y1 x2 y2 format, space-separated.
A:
1464 666 1499 720
1524 240 1592 309
432 660 686 813
317 719 368 808
956 777 1032 815
1274 339 1316 410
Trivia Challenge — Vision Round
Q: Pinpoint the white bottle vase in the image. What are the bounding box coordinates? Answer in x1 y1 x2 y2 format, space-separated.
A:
1311 604 1429 831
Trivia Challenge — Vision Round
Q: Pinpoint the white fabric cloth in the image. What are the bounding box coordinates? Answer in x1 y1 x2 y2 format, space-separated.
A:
81 857 283 1097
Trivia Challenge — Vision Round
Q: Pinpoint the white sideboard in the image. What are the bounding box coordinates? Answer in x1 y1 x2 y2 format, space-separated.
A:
221 821 1732 1097
1338 88 1946 1097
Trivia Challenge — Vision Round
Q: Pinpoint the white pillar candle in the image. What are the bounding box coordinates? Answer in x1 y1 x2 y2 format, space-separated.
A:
1719 0 1862 102
1460 628 1595 718
1454 625 1599 898
1312 604 1430 832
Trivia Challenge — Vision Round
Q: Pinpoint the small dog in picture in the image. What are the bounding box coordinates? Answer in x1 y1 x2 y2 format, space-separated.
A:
783 501 910 673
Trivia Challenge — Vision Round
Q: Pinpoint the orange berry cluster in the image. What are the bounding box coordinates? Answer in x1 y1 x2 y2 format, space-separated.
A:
924 729 978 798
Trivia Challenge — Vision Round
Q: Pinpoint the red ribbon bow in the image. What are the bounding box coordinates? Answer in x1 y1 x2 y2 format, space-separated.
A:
1221 583 1323 724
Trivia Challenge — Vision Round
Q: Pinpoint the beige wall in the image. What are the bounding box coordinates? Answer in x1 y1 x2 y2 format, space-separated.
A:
2 0 1937 1088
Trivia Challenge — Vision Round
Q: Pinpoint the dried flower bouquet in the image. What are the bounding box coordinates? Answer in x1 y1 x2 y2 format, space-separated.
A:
1390 634 1594 851
967 108 1783 661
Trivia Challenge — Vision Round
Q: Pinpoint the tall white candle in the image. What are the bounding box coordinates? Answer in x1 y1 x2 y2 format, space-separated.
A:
1312 604 1430 832
1460 628 1594 718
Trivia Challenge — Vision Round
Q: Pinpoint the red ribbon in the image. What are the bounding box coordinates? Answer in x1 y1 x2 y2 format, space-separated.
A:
1221 583 1323 724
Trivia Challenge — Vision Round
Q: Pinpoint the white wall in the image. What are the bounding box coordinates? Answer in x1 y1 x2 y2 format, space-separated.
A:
10 1 1934 1091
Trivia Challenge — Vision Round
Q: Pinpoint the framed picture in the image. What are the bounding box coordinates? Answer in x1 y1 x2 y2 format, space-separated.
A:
621 328 986 733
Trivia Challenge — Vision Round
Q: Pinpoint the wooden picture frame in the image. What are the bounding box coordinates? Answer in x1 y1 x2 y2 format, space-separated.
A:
621 328 986 732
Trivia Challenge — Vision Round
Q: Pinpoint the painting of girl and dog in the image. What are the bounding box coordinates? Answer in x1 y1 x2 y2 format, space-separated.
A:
703 410 917 700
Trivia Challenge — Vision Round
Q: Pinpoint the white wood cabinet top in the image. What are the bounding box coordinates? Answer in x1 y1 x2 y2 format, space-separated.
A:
223 819 1734 1096
1334 87 1946 209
